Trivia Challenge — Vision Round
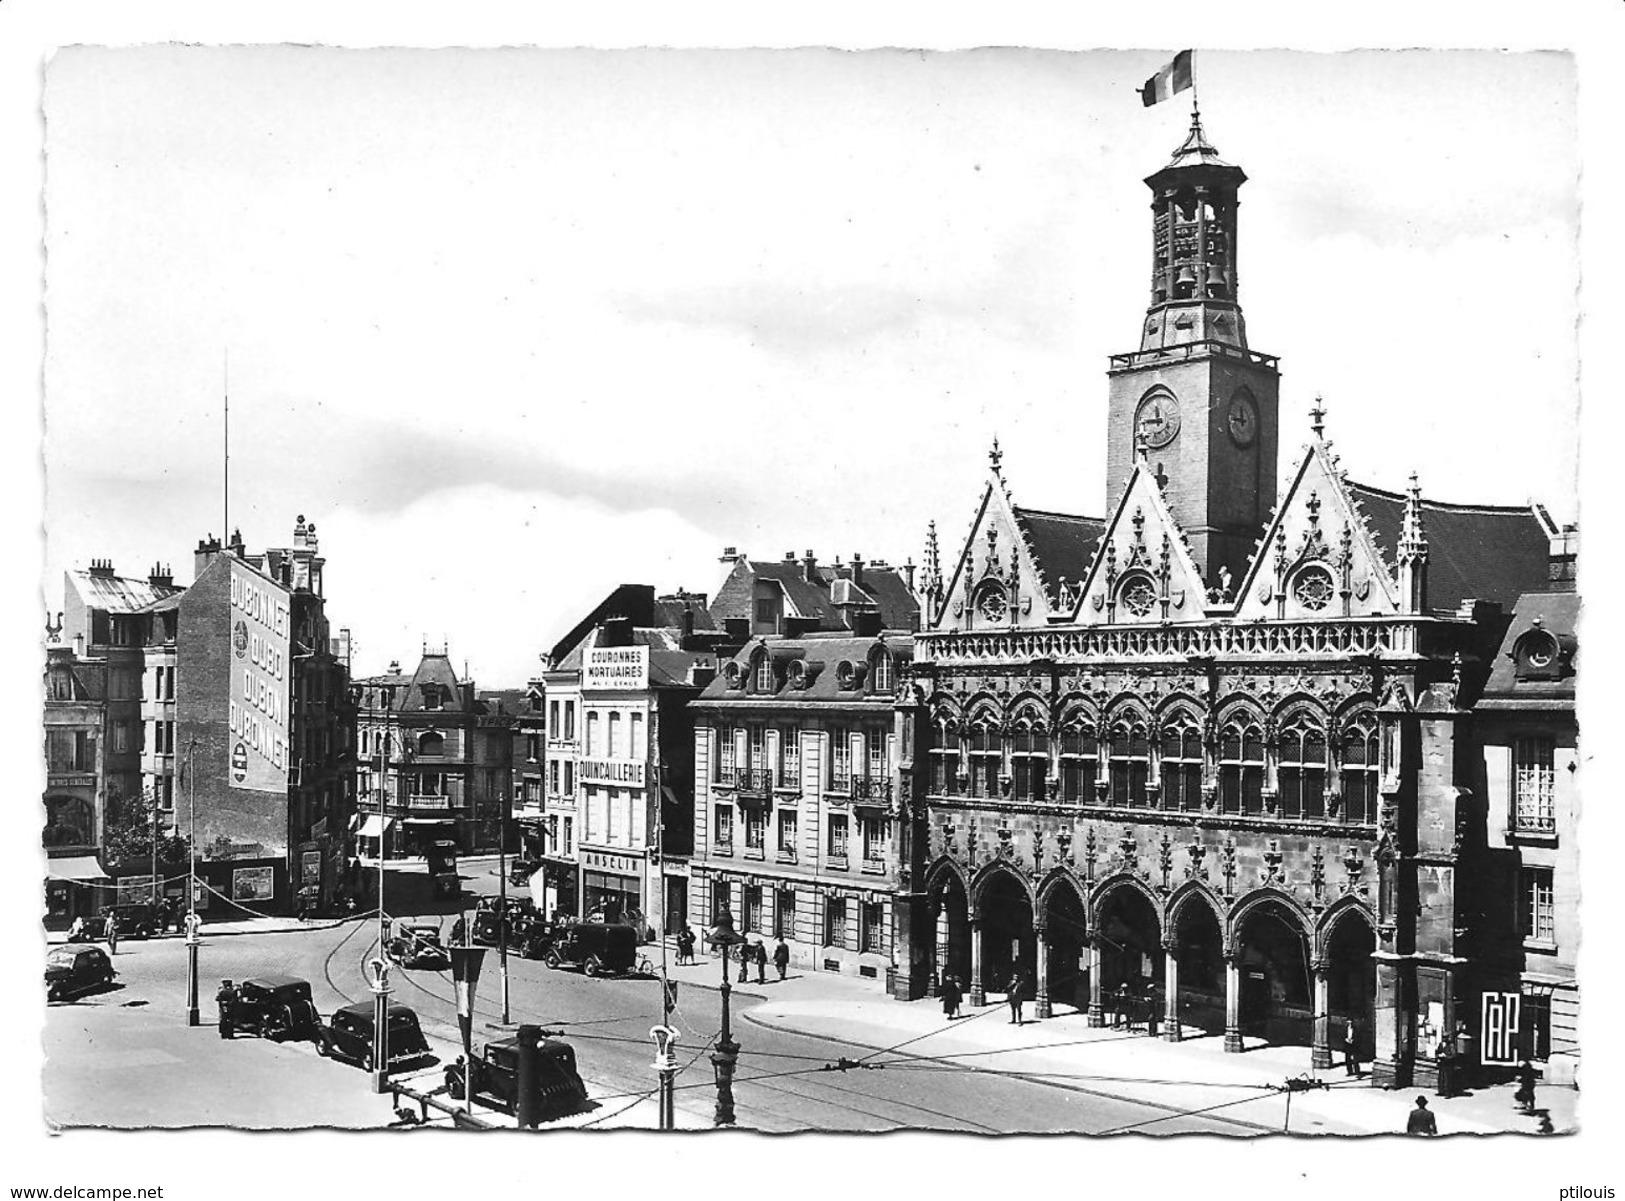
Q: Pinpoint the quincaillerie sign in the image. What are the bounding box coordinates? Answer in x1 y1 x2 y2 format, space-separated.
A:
584 645 649 692
579 758 646 787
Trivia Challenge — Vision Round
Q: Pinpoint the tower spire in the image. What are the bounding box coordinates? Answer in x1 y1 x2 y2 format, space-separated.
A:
1310 395 1326 439
922 520 945 626
1397 471 1430 614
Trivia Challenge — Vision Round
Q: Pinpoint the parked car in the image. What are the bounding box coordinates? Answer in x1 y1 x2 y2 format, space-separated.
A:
385 921 451 970
227 976 322 1041
529 920 638 977
319 1001 433 1072
471 896 539 947
106 902 160 939
45 945 116 1001
444 1033 588 1120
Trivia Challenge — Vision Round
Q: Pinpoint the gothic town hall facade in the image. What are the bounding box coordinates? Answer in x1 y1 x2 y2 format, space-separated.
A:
888 111 1578 1091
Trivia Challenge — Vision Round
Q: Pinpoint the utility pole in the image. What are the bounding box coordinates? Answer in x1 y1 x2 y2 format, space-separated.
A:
372 684 395 1094
498 787 511 1026
185 739 200 1027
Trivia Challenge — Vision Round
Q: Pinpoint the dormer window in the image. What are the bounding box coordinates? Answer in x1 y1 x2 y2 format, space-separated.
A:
422 685 443 710
1513 627 1566 682
871 651 893 694
752 654 773 693
724 661 744 690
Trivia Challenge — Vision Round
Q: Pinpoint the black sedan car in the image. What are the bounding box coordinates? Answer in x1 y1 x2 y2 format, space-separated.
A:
318 1002 434 1072
471 896 539 947
45 945 116 1001
385 921 451 971
225 976 322 1041
445 1033 587 1121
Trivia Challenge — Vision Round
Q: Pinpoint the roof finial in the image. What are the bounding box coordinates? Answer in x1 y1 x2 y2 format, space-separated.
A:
988 435 1003 478
1134 428 1150 464
1310 395 1326 439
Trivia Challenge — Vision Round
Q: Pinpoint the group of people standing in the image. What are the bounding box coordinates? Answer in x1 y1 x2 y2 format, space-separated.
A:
937 968 1033 1025
670 925 792 983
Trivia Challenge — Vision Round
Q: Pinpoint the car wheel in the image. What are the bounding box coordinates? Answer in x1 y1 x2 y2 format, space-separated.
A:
316 1037 329 1058
585 954 603 978
544 950 562 970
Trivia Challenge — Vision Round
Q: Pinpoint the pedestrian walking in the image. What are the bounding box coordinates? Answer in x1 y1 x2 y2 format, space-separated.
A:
1115 982 1131 1029
1406 1095 1438 1136
1343 1018 1360 1077
754 939 768 985
68 915 86 942
1007 970 1027 1026
677 925 696 965
1144 984 1160 1037
773 938 790 982
105 909 119 955
1515 1059 1538 1114
216 979 237 1039
941 974 962 1021
737 941 750 983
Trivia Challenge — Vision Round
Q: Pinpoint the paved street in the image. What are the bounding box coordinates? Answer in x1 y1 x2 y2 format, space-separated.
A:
42 858 1577 1134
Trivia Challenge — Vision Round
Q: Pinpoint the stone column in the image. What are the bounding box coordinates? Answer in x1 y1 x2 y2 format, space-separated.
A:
1034 924 1051 1018
1086 939 1105 1027
1163 942 1182 1042
1224 953 1244 1053
968 918 985 1006
1311 959 1332 1069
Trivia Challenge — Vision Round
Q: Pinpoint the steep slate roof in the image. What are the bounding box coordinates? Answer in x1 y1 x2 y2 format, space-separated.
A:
1348 482 1550 613
68 569 183 614
712 558 919 631
1012 507 1107 596
1481 591 1579 704
652 595 718 631
554 626 716 689
399 653 466 713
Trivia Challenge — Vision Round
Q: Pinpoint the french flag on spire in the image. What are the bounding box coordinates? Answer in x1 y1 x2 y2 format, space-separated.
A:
1141 50 1194 107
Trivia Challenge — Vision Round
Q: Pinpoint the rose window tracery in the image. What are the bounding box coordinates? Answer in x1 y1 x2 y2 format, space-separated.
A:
1293 566 1335 611
1121 576 1157 617
977 585 1009 623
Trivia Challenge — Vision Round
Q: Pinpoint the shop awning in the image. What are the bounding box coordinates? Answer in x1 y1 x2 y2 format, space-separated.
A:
47 855 109 882
403 818 458 827
357 815 396 839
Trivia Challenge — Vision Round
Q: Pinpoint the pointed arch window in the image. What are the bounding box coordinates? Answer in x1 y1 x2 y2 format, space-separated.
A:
1059 720 1098 804
1219 718 1265 815
969 717 1002 799
1012 719 1049 802
1339 717 1379 826
1160 715 1204 812
930 717 960 797
1108 718 1150 808
1278 714 1327 820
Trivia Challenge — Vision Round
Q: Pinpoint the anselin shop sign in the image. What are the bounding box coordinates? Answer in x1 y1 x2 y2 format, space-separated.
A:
585 646 649 692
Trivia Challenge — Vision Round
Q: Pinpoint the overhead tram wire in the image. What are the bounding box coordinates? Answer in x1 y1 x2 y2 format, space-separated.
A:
1094 1084 1287 1135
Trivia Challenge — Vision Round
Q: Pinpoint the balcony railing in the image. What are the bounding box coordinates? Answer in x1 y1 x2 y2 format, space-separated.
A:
713 839 734 857
743 844 765 861
850 777 892 806
734 768 774 795
861 856 887 875
826 852 848 871
776 846 798 865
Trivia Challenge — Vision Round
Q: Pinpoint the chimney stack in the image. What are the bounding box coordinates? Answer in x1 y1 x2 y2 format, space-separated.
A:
88 559 116 579
851 552 865 588
803 549 818 583
148 563 173 589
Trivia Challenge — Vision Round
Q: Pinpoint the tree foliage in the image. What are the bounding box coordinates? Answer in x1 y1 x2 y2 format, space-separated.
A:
102 788 191 877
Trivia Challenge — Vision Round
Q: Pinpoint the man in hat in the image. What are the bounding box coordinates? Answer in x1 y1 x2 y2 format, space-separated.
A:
1406 1095 1438 1136
216 979 238 1039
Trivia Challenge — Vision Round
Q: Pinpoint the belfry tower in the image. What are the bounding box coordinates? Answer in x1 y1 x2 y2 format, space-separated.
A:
1106 107 1281 591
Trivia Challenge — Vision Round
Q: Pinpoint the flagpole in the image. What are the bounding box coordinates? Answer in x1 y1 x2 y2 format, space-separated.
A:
1190 50 1199 116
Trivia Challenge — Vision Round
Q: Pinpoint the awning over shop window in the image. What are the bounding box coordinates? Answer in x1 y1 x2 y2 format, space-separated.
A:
47 855 109 882
402 818 458 827
357 815 396 839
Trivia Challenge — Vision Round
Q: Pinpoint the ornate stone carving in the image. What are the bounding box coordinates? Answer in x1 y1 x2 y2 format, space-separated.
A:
1117 826 1138 875
1261 839 1284 887
1084 827 1098 882
1186 836 1208 881
1221 836 1238 899
1031 827 1045 877
995 823 1014 860
1056 828 1074 868
1309 844 1326 906
1157 831 1174 893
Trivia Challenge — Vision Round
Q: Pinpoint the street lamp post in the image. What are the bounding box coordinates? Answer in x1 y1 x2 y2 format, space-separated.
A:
365 955 392 1094
706 908 746 1127
185 738 200 1026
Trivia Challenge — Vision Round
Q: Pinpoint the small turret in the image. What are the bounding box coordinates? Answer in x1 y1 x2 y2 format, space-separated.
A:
1397 472 1430 614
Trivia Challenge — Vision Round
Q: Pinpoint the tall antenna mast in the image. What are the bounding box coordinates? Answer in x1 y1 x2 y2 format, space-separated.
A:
223 349 231 545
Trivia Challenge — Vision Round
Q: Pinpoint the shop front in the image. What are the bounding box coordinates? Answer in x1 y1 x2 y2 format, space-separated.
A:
538 857 579 921
580 847 648 938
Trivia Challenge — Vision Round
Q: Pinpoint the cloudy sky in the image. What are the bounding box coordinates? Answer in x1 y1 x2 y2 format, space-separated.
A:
42 47 1579 686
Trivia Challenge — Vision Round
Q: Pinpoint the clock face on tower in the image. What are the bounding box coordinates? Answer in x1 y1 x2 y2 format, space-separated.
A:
1134 393 1181 449
1227 394 1258 447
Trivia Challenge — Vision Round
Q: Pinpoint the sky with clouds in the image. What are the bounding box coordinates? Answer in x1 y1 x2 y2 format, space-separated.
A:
41 47 1579 687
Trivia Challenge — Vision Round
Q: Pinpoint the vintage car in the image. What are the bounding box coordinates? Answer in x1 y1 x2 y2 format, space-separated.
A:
385 921 451 970
68 902 158 942
444 1032 588 1121
530 920 638 977
319 1001 434 1072
426 841 461 900
507 858 539 887
45 945 116 1001
226 975 322 1041
471 896 539 947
